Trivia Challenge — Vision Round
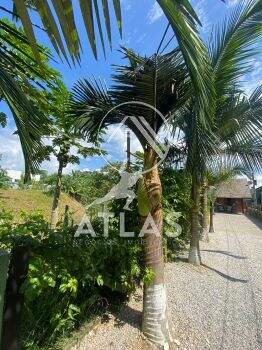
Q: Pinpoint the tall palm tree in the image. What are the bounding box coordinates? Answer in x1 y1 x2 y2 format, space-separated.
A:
70 48 191 348
199 84 262 238
1 0 216 182
171 0 262 265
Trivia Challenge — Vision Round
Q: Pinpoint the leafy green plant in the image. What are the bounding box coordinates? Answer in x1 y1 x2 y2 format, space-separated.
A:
0 208 143 348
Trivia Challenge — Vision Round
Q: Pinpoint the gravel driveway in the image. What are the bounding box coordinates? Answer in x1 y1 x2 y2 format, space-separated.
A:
168 213 262 350
70 213 262 350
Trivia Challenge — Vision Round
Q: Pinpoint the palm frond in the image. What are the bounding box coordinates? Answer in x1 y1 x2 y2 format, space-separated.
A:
10 0 122 63
71 49 190 147
217 85 262 144
70 77 118 141
224 139 262 172
0 65 49 178
0 20 53 180
157 0 215 127
210 0 262 97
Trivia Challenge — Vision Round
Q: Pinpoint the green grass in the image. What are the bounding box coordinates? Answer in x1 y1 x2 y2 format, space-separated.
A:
0 189 85 224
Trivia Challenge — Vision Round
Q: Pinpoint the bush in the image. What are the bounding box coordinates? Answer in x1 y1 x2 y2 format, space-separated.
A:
0 167 191 348
0 169 11 189
0 209 142 349
161 168 192 260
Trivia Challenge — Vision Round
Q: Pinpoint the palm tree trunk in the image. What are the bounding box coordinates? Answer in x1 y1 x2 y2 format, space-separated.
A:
209 204 214 233
50 159 63 229
200 184 209 242
138 147 174 349
188 178 201 265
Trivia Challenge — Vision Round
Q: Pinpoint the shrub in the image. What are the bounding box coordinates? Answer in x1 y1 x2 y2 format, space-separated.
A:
0 209 142 348
161 168 192 260
0 167 191 348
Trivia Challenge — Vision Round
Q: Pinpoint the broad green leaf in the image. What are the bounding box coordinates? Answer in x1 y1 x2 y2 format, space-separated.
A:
157 0 215 127
93 0 106 57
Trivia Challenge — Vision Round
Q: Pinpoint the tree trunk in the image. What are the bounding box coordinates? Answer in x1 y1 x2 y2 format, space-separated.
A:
188 178 201 266
138 147 174 349
209 204 214 233
50 160 63 229
200 184 209 242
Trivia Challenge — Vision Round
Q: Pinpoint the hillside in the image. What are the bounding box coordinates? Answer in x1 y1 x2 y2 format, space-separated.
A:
0 189 85 225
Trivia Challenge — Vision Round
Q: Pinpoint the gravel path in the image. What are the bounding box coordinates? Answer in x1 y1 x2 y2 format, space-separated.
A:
70 288 158 350
70 213 262 350
167 213 262 350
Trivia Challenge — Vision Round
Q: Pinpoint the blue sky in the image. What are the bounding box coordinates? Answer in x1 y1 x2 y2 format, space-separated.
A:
0 0 262 182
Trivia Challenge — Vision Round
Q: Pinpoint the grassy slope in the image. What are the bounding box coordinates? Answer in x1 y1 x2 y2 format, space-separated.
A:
0 189 84 225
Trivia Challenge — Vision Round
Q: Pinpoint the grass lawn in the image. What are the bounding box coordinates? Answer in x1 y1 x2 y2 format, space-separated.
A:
0 189 85 225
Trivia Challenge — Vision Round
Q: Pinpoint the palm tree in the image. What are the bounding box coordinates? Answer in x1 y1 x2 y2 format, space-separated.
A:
69 47 191 348
205 168 240 233
170 0 262 265
200 83 262 237
2 0 223 183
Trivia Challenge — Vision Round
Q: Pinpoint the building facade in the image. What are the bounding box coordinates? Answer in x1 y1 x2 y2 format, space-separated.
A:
216 179 252 214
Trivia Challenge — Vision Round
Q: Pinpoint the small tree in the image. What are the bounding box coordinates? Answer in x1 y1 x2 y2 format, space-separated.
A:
38 82 105 228
0 170 11 189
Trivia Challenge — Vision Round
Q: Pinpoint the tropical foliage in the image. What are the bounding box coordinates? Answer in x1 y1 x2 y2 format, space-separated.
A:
0 19 57 179
0 0 262 349
0 209 142 348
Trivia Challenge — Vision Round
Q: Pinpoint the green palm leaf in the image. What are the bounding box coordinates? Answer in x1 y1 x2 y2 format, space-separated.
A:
0 65 49 178
70 49 190 146
10 0 122 63
210 0 262 97
157 0 215 127
0 20 53 180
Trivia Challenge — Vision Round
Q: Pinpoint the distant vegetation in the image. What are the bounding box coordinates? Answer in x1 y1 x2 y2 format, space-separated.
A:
0 189 84 225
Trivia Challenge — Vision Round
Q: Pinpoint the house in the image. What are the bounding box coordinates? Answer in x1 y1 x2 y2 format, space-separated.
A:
216 179 252 214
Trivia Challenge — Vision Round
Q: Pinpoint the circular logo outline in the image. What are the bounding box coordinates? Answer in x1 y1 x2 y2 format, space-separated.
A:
96 101 171 175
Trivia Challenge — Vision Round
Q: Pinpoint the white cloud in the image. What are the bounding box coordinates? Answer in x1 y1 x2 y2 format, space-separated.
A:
0 127 24 171
256 174 262 188
40 154 77 175
101 125 143 166
147 2 164 24
0 128 78 175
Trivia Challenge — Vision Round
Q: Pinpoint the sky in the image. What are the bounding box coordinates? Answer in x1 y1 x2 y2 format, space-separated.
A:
0 0 262 184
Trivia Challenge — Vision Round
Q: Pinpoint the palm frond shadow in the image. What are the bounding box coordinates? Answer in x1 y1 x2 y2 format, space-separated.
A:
201 263 248 283
202 249 247 260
